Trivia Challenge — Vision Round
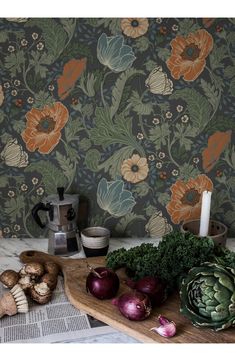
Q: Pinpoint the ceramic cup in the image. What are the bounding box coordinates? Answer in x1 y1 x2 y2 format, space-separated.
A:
80 226 110 257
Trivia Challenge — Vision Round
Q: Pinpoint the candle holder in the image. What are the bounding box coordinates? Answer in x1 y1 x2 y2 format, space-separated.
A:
181 219 228 246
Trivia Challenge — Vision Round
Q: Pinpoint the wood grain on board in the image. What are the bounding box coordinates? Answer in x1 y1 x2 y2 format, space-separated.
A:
20 250 235 343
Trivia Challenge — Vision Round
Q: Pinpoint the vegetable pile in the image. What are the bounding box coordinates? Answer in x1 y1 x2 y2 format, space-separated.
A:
106 231 235 292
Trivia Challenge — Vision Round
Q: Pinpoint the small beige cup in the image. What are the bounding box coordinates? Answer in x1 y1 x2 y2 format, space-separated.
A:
81 226 110 257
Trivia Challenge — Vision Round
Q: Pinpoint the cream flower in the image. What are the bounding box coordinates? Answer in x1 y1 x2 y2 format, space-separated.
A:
145 66 173 95
120 18 149 38
1 138 29 168
121 154 149 184
145 211 173 237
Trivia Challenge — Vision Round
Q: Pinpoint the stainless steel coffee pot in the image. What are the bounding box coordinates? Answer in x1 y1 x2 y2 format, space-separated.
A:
32 187 80 255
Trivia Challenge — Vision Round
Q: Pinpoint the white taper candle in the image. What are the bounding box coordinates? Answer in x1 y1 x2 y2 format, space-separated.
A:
199 190 212 237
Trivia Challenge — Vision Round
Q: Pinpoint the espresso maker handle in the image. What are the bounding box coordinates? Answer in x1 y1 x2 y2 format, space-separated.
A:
31 202 52 229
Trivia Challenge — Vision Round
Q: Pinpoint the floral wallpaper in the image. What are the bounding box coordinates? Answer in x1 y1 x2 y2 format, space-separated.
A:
0 17 235 239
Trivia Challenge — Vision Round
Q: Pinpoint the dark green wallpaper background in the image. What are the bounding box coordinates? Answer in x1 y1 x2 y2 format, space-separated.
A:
0 17 234 239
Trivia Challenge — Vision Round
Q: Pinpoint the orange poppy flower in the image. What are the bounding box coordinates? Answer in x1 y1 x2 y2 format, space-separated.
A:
57 58 87 100
202 130 232 173
166 29 213 81
21 102 69 154
166 174 213 224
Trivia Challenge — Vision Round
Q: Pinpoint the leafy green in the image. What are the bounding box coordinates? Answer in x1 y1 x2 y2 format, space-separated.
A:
106 231 216 290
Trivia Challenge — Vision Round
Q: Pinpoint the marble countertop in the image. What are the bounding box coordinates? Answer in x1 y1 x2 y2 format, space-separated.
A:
0 236 235 343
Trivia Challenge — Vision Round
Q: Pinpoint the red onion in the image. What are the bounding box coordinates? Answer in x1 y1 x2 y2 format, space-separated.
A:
86 266 119 300
112 291 152 321
126 276 166 307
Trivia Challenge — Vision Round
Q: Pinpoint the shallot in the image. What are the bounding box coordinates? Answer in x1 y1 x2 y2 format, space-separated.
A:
112 291 152 321
126 275 166 306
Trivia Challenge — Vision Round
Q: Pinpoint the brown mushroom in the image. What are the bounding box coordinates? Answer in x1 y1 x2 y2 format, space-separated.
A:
19 266 27 277
41 273 58 290
25 262 44 279
44 262 60 276
0 270 19 289
29 282 52 304
18 275 35 293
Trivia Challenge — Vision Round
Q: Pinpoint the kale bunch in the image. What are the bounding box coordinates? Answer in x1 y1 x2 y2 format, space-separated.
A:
106 231 216 290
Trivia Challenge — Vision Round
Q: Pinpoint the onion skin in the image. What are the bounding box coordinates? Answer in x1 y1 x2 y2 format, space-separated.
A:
86 267 119 300
126 276 166 307
112 291 152 321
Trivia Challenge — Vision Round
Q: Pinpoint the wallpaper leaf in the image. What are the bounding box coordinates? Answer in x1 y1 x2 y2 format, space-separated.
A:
4 195 25 223
230 78 235 96
209 44 227 70
26 18 67 61
204 115 235 134
60 18 76 40
224 65 235 78
65 118 84 142
56 151 76 183
149 123 170 149
170 88 212 131
178 18 200 35
200 79 220 112
110 69 145 118
0 176 9 187
114 212 145 235
90 107 143 154
129 90 153 115
99 145 134 179
25 161 67 194
0 110 5 124
85 149 101 172
4 50 25 77
157 48 171 61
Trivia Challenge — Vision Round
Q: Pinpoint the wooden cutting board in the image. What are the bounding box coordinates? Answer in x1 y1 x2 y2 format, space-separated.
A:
19 250 235 343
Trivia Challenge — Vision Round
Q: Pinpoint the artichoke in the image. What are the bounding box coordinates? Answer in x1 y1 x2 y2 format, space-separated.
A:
180 262 235 331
